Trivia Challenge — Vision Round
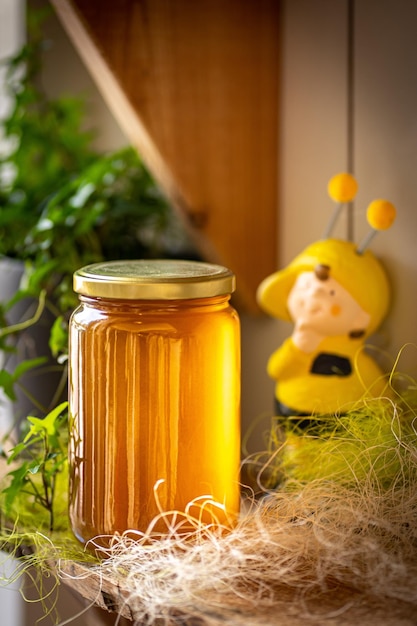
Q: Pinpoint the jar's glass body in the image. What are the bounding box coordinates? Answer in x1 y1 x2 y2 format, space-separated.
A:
69 294 240 544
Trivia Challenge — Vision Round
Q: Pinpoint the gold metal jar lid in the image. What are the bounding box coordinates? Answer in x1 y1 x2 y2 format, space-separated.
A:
73 259 236 300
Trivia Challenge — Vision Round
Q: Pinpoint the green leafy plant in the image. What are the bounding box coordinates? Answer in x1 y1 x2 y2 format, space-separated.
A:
0 9 193 324
0 9 96 260
22 145 181 314
1 402 68 533
0 26 182 308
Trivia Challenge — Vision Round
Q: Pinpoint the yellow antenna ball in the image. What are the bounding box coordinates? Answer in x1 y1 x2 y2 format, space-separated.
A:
367 199 396 230
327 172 358 203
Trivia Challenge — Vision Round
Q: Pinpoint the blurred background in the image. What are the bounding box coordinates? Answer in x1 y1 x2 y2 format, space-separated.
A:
1 0 416 623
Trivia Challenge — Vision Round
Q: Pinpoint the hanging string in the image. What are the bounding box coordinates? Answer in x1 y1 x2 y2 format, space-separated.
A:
346 0 355 241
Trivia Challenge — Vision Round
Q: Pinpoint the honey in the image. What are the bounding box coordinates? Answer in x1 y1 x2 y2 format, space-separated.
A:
68 260 240 544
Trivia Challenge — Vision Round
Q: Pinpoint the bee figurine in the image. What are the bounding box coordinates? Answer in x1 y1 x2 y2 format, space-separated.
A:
257 173 396 431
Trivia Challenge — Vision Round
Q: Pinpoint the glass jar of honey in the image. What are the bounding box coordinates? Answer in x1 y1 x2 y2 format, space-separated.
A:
68 260 240 544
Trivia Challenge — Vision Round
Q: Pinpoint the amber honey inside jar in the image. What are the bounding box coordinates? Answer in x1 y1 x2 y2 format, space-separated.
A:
68 260 240 544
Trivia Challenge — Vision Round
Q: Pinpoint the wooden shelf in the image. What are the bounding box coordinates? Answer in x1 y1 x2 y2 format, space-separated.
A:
48 0 280 313
57 559 417 625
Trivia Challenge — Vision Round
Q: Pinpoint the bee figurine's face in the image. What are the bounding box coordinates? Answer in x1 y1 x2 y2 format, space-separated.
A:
287 267 371 338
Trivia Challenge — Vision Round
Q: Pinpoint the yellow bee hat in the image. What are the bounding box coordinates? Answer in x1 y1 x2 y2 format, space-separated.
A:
256 239 390 336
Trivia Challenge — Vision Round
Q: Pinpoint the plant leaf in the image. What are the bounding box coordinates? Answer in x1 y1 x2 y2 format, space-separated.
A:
25 401 68 441
2 463 30 512
0 369 16 400
7 441 28 463
13 356 47 380
49 316 68 357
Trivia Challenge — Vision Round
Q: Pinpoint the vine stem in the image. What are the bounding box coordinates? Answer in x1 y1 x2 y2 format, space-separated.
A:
0 290 46 338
